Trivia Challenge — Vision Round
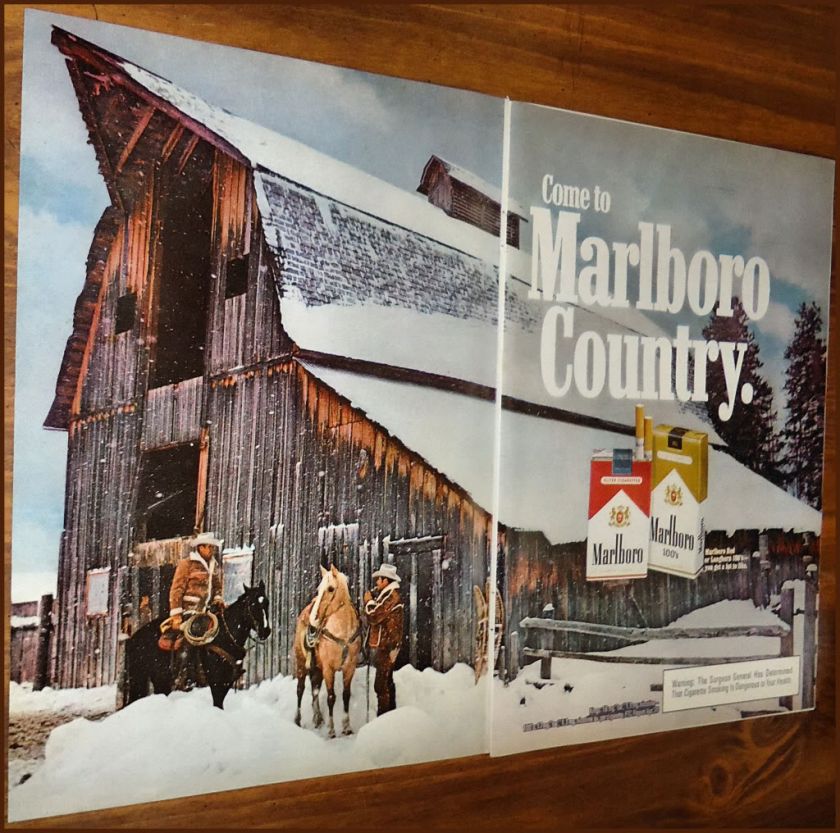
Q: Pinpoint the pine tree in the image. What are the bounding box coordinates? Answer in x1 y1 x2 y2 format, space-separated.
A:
781 302 826 508
702 297 783 483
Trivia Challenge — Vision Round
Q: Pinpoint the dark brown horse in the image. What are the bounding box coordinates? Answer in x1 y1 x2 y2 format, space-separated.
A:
294 565 362 737
125 581 271 709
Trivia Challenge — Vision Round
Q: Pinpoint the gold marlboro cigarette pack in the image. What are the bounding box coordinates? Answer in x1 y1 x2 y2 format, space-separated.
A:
586 448 651 581
650 425 708 578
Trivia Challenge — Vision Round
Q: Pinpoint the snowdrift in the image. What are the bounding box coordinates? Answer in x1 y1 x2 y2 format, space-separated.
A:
8 663 486 821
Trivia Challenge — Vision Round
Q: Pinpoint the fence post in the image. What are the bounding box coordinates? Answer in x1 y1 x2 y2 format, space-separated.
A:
509 631 519 683
33 593 54 692
802 563 818 709
759 559 771 609
801 532 812 579
750 551 761 608
778 585 794 710
497 644 507 685
758 532 771 607
540 603 554 680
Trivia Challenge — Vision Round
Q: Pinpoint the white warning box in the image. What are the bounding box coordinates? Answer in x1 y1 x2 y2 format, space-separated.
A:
662 656 801 712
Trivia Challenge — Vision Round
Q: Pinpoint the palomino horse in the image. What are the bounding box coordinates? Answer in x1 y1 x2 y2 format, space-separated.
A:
294 564 362 737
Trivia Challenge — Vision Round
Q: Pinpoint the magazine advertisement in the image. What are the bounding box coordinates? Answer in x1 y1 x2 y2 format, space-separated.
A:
490 102 832 755
7 8 833 822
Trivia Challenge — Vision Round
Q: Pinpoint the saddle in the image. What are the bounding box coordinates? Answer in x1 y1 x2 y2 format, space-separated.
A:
158 629 184 652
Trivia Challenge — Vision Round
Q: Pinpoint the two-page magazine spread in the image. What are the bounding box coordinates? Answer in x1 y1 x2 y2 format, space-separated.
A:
7 10 833 821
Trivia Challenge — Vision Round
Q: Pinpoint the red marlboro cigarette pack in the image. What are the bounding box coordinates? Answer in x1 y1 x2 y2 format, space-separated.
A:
587 448 651 580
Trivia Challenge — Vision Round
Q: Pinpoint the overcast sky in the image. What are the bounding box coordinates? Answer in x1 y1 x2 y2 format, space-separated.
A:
507 101 833 430
12 10 834 600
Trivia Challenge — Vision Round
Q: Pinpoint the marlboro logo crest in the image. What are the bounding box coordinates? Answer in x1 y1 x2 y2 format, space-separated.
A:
664 484 682 507
609 505 631 527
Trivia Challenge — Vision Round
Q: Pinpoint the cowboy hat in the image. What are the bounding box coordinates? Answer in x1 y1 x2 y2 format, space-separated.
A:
191 531 224 549
371 563 400 583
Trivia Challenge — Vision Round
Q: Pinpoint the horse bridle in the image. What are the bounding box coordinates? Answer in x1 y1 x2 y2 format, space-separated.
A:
219 598 270 647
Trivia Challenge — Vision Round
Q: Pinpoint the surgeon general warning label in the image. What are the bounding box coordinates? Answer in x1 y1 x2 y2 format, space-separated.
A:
662 656 800 712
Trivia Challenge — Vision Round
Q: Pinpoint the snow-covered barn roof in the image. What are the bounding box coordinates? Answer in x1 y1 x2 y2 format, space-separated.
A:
50 28 721 438
300 361 821 545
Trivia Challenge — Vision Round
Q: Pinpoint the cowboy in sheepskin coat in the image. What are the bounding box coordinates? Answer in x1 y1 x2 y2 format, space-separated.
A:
167 532 225 632
363 563 404 715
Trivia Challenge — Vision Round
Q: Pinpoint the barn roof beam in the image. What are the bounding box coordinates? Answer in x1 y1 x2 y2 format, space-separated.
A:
114 104 156 176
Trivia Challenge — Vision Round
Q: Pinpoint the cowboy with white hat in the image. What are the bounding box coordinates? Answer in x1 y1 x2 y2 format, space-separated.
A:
363 562 404 715
160 532 225 651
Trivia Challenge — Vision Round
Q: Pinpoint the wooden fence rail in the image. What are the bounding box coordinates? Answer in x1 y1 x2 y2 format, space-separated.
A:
519 618 790 642
518 568 818 710
522 648 784 666
520 612 789 667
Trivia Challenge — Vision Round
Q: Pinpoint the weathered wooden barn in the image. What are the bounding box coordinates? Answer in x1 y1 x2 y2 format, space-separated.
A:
46 28 821 694
47 28 512 689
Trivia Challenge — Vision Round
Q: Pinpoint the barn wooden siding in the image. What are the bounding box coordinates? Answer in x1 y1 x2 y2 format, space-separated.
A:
207 149 290 375
10 627 38 684
56 409 143 687
446 180 520 249
500 528 820 669
55 157 160 688
204 361 492 680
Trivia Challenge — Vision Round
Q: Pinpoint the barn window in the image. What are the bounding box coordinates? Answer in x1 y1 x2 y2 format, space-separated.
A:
224 255 249 298
222 549 254 604
150 168 212 389
85 567 111 617
115 292 136 334
135 444 200 541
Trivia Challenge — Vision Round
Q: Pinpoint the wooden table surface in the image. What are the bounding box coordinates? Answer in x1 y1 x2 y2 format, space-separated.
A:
4 4 836 829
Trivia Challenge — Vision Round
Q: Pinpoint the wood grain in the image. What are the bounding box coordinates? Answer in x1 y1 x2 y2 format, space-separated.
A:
4 3 836 829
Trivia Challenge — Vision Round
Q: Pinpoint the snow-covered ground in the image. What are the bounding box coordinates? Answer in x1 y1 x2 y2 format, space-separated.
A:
8 682 117 715
8 591 816 820
7 663 487 822
7 682 118 793
491 596 809 756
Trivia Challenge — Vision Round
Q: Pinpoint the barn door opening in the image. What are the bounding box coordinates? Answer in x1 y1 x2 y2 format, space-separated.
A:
135 444 200 542
117 552 182 708
150 165 213 388
386 536 444 671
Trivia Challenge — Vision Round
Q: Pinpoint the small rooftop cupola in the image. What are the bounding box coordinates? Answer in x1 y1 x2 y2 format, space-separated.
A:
417 155 526 248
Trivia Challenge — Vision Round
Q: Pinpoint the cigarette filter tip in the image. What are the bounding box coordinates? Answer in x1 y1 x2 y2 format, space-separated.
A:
635 404 645 437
